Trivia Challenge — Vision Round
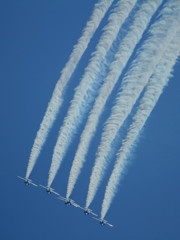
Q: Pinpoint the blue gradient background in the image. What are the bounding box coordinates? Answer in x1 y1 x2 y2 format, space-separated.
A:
0 1 180 239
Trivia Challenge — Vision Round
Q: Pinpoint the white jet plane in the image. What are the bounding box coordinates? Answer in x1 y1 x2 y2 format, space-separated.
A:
93 217 113 227
17 176 38 187
39 184 59 196
77 206 98 216
57 196 80 208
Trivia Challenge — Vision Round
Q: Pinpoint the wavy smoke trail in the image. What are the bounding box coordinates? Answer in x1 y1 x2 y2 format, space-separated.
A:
101 30 180 219
25 0 114 178
66 0 163 200
85 0 180 209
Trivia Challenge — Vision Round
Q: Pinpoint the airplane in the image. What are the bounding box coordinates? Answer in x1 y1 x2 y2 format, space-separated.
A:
93 217 113 227
39 184 59 196
77 206 98 216
17 176 38 187
57 196 80 208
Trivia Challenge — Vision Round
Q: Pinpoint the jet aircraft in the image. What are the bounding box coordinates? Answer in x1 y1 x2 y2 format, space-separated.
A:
78 206 98 216
93 217 113 227
39 184 59 196
17 176 38 187
57 196 80 208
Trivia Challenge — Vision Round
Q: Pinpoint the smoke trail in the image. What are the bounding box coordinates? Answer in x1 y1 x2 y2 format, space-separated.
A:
48 0 138 187
86 0 180 208
101 30 180 219
66 0 163 199
25 0 114 179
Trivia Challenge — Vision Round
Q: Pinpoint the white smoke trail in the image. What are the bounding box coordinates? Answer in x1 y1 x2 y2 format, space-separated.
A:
66 0 163 199
47 0 138 187
25 0 114 179
101 30 180 219
86 0 180 208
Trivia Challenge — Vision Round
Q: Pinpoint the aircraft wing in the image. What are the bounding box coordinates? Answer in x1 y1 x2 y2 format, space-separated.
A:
58 196 66 201
75 205 84 210
39 184 47 189
17 176 29 182
86 208 98 216
39 184 53 190
72 202 81 208
30 182 38 187
103 219 114 227
17 176 25 181
90 211 98 217
106 222 113 227
52 190 59 196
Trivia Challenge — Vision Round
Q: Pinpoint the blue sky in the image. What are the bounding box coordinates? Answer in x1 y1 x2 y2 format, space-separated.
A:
0 0 180 239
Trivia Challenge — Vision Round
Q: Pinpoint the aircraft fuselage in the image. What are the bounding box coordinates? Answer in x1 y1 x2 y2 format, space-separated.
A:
84 210 90 215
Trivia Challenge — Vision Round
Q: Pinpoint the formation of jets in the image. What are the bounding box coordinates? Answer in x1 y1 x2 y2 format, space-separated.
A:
17 176 113 227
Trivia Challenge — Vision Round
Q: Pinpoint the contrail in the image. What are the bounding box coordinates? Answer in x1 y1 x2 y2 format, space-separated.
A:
25 0 114 179
85 0 180 208
66 0 163 199
101 30 180 219
48 0 138 187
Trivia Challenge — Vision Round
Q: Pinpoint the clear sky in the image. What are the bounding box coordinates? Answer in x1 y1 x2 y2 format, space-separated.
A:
0 0 180 239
